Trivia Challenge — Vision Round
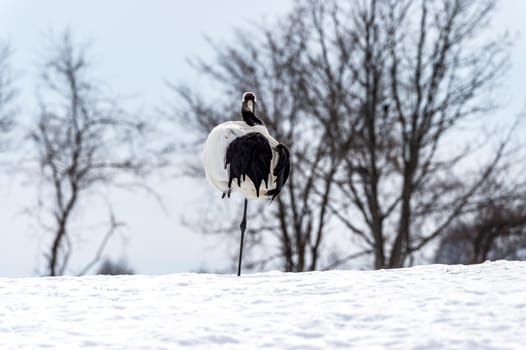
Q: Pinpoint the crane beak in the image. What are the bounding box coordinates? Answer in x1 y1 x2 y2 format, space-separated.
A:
246 100 254 113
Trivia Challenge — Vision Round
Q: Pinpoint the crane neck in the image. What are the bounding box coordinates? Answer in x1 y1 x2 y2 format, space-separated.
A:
242 110 264 126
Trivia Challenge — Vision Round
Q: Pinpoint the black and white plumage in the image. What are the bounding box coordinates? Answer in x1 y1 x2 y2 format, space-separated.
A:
202 92 291 276
203 92 290 201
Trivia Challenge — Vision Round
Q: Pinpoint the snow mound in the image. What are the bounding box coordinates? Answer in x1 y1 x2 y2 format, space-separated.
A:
1 261 525 349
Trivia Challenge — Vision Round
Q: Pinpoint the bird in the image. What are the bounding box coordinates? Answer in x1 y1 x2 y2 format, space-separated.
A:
202 92 291 276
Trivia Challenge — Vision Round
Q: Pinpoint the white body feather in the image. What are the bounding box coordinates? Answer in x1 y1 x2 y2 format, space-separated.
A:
202 121 279 199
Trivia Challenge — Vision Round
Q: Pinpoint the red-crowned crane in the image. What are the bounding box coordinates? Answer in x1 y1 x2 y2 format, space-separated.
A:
202 92 290 276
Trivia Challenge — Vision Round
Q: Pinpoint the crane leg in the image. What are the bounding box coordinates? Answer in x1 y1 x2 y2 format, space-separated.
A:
237 198 248 276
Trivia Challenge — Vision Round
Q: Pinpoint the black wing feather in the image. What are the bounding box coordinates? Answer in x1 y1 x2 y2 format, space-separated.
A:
225 132 272 197
267 144 291 200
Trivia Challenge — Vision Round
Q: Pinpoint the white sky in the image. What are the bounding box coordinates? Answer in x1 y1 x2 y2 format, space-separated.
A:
0 1 525 277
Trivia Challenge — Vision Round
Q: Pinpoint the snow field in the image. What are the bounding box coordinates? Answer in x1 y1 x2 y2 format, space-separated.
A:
0 261 525 349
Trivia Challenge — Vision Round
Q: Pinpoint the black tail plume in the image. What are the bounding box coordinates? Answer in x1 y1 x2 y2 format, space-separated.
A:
267 144 291 200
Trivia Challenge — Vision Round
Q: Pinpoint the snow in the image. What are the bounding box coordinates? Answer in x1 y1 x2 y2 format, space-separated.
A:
0 261 525 349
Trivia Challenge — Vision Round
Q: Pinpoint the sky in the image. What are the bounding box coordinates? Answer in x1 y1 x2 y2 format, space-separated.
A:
0 1 525 277
0 0 293 277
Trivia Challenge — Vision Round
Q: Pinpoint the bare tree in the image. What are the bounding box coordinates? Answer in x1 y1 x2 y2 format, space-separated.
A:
435 175 526 264
435 200 526 264
0 43 16 151
173 6 345 272
175 0 517 271
309 0 513 268
30 31 169 276
97 258 134 275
